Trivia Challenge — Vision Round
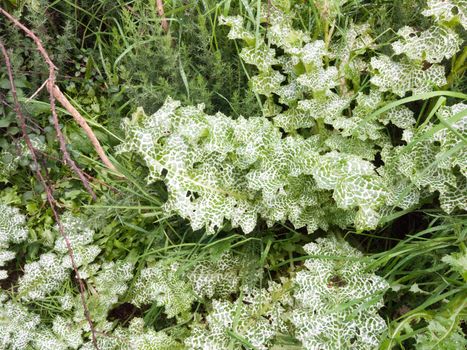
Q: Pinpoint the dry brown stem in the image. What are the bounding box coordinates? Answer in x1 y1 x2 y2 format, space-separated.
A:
0 7 118 181
156 0 169 33
0 39 100 350
52 86 117 171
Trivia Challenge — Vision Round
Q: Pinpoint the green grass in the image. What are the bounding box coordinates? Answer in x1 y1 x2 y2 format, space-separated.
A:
0 0 465 348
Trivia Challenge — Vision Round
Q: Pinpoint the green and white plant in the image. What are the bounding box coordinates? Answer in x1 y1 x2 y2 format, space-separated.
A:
291 236 388 350
0 204 28 280
118 0 465 236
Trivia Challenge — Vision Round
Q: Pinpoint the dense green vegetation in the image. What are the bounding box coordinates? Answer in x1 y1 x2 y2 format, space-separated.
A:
0 0 466 349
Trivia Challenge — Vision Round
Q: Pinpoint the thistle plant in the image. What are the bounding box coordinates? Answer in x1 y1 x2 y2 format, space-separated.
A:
71 260 134 329
131 260 196 320
1 292 182 350
379 102 467 214
0 135 46 181
0 213 390 349
118 0 466 235
184 236 388 349
291 236 389 350
18 213 101 300
186 281 293 350
54 213 102 274
188 251 244 299
116 97 384 234
422 0 467 28
0 204 28 280
0 295 41 350
80 318 184 350
1 213 139 348
17 252 69 300
33 315 84 350
0 1 465 349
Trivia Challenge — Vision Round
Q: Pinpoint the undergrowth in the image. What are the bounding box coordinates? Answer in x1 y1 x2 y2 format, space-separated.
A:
0 0 466 349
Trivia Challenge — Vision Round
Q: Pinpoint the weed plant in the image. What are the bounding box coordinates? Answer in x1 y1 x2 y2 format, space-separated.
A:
0 0 466 349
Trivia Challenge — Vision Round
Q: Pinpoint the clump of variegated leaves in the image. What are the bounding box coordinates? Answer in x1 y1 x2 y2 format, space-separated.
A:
182 236 389 350
0 135 46 182
292 236 388 350
117 0 466 236
0 206 152 350
0 203 389 349
130 235 388 350
0 204 28 280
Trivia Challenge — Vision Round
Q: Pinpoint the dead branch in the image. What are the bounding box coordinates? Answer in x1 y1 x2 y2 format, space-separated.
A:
26 78 48 101
52 86 117 172
0 7 118 181
48 81 97 199
0 39 100 350
156 0 169 33
0 6 95 199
